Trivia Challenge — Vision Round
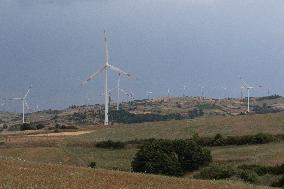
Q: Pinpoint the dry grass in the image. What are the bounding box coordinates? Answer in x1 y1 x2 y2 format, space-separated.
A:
212 141 284 166
71 112 284 142
0 159 275 189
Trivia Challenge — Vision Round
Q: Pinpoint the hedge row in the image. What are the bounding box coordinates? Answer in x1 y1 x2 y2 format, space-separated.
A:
93 133 284 150
108 109 203 124
195 164 284 184
192 133 282 146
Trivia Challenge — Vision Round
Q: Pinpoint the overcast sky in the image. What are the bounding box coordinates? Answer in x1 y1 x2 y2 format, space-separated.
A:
1 0 284 111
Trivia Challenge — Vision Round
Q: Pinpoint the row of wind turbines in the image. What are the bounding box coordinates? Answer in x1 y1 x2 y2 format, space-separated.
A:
1 31 269 126
80 31 259 126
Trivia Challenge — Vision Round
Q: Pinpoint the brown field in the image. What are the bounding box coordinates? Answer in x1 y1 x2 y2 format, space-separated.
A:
70 112 284 142
0 159 275 189
212 141 284 166
1 112 284 188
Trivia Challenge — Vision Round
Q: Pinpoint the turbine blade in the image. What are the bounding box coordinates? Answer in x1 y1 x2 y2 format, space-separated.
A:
104 30 110 65
109 65 137 80
23 87 32 99
81 65 105 85
9 98 23 100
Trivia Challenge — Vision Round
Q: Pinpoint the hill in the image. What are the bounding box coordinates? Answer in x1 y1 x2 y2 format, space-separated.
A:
0 159 275 189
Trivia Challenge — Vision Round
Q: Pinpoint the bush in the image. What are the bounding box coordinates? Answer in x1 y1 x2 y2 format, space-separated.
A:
193 133 277 147
194 165 236 180
20 123 37 131
88 161 96 169
55 124 78 130
96 140 126 149
238 164 269 176
131 140 183 176
271 164 284 175
34 123 45 130
238 170 258 183
173 140 212 172
131 139 211 176
271 175 284 188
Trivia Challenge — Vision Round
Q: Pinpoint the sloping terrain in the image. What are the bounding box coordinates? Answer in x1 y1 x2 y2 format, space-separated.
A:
0 159 275 189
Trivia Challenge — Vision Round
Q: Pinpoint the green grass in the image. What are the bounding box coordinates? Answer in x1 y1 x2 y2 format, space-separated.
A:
70 112 284 143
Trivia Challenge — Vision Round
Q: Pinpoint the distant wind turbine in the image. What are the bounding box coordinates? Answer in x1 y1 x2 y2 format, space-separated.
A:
82 31 137 126
9 86 32 123
240 77 254 113
167 88 170 97
146 91 153 99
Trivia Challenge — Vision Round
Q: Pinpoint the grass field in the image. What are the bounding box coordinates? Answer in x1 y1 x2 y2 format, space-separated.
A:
1 112 284 188
69 112 284 142
0 159 276 189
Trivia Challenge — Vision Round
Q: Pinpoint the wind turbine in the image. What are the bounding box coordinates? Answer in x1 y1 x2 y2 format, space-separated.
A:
240 77 254 113
182 85 187 97
9 87 32 123
167 88 170 97
146 91 153 99
103 74 134 111
82 31 137 126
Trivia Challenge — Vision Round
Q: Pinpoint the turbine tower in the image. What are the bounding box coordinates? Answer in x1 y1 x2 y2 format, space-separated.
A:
9 87 32 123
82 31 137 126
240 77 254 113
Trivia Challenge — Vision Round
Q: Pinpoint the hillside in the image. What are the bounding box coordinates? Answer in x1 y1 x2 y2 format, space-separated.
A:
0 159 275 189
1 95 284 131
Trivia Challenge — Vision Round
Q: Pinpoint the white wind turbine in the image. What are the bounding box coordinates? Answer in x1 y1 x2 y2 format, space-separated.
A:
182 85 187 97
102 74 134 111
9 87 32 123
240 77 254 113
146 91 153 99
167 88 170 97
82 31 137 126
115 73 134 110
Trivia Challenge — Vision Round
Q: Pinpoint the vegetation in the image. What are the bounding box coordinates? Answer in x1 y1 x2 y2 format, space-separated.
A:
96 140 126 149
194 165 236 180
20 123 45 131
257 95 281 101
88 161 96 169
195 164 284 184
109 109 203 124
197 103 221 110
131 139 211 176
253 103 280 114
193 133 281 147
0 159 272 189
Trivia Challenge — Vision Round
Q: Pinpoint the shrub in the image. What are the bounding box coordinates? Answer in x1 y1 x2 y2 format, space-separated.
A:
194 165 236 180
88 161 96 169
271 175 284 187
271 164 284 175
20 123 37 131
96 140 126 149
131 139 211 176
2 124 8 129
237 170 258 183
173 140 212 171
238 164 269 176
131 140 183 176
35 123 45 130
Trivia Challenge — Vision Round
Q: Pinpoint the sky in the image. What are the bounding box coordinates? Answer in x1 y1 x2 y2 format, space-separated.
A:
0 0 284 111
